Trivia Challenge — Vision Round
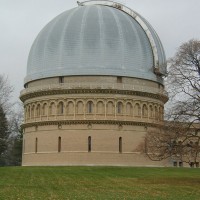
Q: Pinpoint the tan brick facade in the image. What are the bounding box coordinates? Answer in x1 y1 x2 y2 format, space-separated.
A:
20 76 169 166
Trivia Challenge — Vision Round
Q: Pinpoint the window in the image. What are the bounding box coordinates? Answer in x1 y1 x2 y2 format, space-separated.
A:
126 103 132 116
35 138 38 153
179 162 183 167
49 103 56 115
67 101 74 114
107 102 114 114
149 105 154 118
117 76 122 83
42 103 47 116
58 137 61 153
87 101 93 113
59 76 64 83
134 104 141 116
31 105 35 118
88 136 91 152
58 102 64 115
142 105 148 117
97 101 104 114
173 161 177 167
196 162 199 168
155 107 158 120
190 162 194 168
28 106 31 119
77 101 84 114
119 137 122 153
36 105 40 117
117 102 123 114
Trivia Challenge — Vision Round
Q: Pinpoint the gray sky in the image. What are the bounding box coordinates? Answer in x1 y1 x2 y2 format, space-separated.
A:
1 0 200 102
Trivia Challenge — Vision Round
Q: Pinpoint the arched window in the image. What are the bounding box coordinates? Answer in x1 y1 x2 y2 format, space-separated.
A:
36 104 40 117
159 107 163 121
58 102 64 115
88 136 91 152
117 102 123 114
31 105 35 118
119 137 122 153
155 106 158 120
42 103 47 116
87 101 93 114
77 101 84 114
25 108 28 120
28 106 31 119
107 102 114 114
142 105 148 117
149 105 154 118
97 101 104 114
134 103 141 116
58 137 61 153
126 103 132 116
67 101 74 114
35 138 38 153
49 102 56 115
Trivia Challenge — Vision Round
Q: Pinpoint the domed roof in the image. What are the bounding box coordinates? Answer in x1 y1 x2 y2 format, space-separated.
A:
25 1 166 84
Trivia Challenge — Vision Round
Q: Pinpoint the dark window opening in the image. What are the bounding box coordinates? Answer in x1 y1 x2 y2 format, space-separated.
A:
35 138 38 153
59 76 64 83
88 136 91 152
58 102 64 115
173 161 177 167
117 76 122 83
119 137 122 153
58 137 61 153
190 162 194 168
117 102 123 114
179 162 183 167
87 101 93 113
196 162 199 168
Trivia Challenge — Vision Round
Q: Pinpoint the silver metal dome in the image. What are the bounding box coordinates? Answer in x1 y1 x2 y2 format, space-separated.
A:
25 1 167 84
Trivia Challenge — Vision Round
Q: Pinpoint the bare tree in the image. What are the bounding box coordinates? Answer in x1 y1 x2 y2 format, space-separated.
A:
0 74 13 113
0 74 23 165
166 39 200 124
6 103 23 166
0 103 10 165
138 40 200 167
139 122 200 167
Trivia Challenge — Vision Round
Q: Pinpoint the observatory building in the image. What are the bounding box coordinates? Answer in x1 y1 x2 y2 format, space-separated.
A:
20 0 168 166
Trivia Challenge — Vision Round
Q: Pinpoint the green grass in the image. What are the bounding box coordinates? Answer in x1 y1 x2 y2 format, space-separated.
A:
0 167 199 200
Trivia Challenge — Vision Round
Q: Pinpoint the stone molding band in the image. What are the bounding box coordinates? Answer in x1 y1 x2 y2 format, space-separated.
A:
20 88 168 103
22 119 162 129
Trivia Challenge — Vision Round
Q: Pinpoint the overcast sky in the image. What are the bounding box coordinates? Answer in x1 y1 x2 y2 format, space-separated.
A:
1 0 200 102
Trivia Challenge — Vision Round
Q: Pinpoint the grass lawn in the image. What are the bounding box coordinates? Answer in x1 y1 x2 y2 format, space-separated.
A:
0 166 199 200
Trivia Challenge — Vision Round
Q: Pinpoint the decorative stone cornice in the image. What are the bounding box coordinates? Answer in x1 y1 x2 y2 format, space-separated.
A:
20 88 168 103
21 119 163 129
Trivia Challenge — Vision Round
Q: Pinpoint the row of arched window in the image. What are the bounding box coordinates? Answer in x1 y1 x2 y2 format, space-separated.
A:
25 99 164 121
28 137 123 154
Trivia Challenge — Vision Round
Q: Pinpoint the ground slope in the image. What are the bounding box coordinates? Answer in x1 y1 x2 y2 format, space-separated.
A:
0 167 199 200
